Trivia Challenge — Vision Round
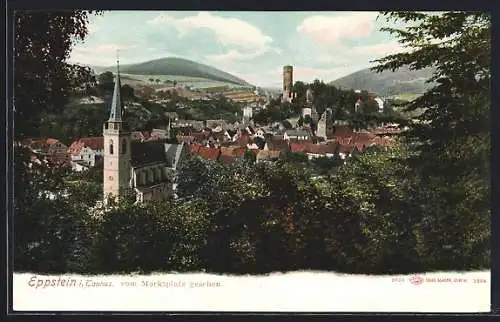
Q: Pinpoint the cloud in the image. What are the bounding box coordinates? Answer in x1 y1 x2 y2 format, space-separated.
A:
69 44 142 66
147 12 273 50
88 24 100 34
262 65 368 85
350 41 406 57
74 44 137 55
205 46 281 64
297 12 378 44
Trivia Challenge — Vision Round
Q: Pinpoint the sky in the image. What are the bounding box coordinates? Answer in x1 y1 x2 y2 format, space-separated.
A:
69 11 408 88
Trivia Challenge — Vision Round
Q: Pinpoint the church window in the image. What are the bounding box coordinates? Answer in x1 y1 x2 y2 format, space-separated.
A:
109 139 114 154
122 139 127 154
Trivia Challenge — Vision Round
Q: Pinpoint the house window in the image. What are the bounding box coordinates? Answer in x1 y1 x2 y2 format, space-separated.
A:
122 139 127 154
109 139 114 154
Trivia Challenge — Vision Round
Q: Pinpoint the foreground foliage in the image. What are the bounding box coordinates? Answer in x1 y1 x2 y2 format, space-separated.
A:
13 11 490 275
14 145 489 274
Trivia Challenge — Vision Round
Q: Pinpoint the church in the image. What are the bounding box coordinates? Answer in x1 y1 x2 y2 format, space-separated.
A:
102 58 186 204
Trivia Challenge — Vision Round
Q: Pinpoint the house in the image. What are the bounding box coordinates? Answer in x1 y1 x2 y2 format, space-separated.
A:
71 160 91 172
289 141 311 154
197 146 221 161
283 129 311 141
305 144 337 159
151 128 169 139
26 138 70 165
175 120 204 131
68 137 104 167
254 128 266 138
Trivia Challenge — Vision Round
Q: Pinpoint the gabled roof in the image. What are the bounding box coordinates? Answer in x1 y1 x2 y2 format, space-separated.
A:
220 146 235 157
108 59 123 122
232 146 247 158
197 146 220 160
79 137 104 150
165 142 185 169
46 138 59 145
69 137 104 155
236 134 251 146
130 139 166 166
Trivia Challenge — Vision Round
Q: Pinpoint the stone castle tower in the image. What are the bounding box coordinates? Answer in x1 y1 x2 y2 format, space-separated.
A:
316 108 334 139
103 55 132 204
282 65 294 103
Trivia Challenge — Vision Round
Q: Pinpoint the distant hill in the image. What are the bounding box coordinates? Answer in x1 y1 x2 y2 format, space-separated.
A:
93 57 251 87
329 65 436 97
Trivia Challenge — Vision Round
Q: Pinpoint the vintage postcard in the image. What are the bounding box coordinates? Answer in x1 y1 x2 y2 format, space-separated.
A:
11 10 491 312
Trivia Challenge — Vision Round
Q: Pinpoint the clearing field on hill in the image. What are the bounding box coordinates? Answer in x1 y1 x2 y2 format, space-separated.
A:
121 74 250 90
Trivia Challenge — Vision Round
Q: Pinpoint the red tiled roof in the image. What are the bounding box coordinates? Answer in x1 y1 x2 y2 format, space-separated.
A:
232 146 246 158
289 142 309 153
197 146 220 160
79 137 104 150
189 143 202 154
305 144 337 155
236 135 251 146
46 138 59 145
220 147 234 156
220 146 235 156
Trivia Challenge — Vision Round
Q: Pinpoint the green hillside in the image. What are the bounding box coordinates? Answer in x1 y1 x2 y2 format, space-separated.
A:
330 65 436 97
93 57 251 87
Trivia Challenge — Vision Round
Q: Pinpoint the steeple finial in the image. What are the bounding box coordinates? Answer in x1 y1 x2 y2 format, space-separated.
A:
116 49 120 72
108 50 123 122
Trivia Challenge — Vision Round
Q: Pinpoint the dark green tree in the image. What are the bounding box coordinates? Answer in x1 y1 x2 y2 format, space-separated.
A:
371 11 491 269
14 10 100 139
372 11 490 181
98 71 114 91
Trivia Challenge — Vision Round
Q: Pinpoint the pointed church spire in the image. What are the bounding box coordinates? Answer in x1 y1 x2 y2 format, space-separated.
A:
108 49 123 122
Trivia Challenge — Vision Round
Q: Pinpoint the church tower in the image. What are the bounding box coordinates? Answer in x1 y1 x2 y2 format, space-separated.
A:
103 53 131 204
